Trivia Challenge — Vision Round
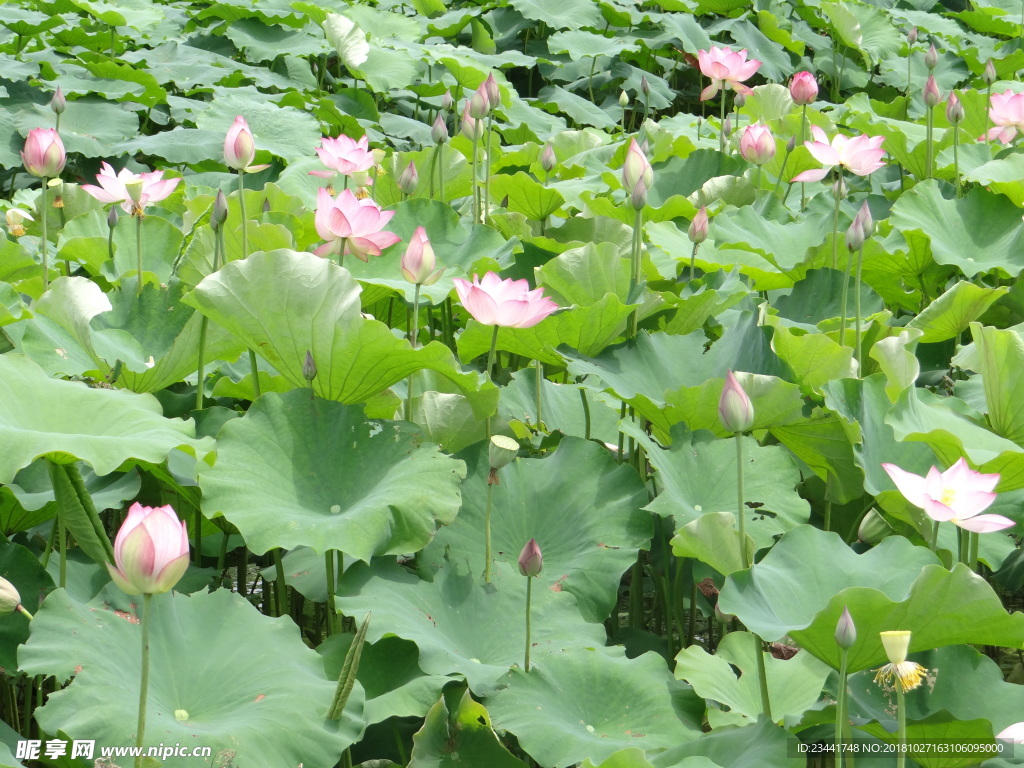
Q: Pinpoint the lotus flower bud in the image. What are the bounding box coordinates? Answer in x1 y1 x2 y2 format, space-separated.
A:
984 59 997 85
630 178 647 210
107 206 119 231
924 43 938 70
907 27 918 45
468 84 489 119
835 607 857 649
484 73 500 111
857 201 873 241
739 124 775 165
733 92 746 108
21 128 66 178
303 350 317 382
489 434 518 470
461 104 484 141
398 161 418 195
858 507 894 544
832 176 847 199
5 208 33 237
107 503 190 595
401 226 443 286
786 135 797 153
540 143 556 173
619 90 629 108
518 538 543 577
718 370 754 433
622 137 653 192
789 71 818 106
640 75 651 97
923 75 940 108
688 206 709 245
442 89 454 111
50 87 66 115
0 577 21 615
432 113 448 144
211 190 228 231
846 214 865 252
946 91 964 124
722 116 732 138
880 630 911 664
224 115 257 172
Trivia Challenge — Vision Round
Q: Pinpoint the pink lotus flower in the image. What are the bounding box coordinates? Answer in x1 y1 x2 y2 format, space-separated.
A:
21 128 66 178
310 134 376 180
997 722 1024 744
401 226 444 285
983 90 1024 143
107 503 190 595
622 137 653 193
882 458 1014 533
453 272 558 328
718 370 754 433
792 125 886 182
789 71 818 106
739 124 776 165
81 162 180 216
313 187 400 261
698 46 761 101
223 115 268 173
518 538 543 577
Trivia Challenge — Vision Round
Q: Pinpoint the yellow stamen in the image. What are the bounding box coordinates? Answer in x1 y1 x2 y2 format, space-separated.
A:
873 661 927 693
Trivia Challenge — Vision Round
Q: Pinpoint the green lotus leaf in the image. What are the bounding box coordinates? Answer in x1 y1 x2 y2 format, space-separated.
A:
506 0 603 31
711 206 831 275
770 412 865 506
670 511 754 576
869 329 924 403
536 86 616 129
718 526 1024 672
335 560 606 695
907 283 1008 343
487 649 701 767
0 353 211 483
767 321 855 393
409 690 527 768
489 172 565 221
651 717 801 767
14 98 139 158
198 391 466 559
192 90 321 162
969 322 1024 446
498 369 621 444
19 586 360 767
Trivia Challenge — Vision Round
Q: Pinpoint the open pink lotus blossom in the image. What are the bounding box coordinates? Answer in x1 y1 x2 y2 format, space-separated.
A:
313 187 400 261
310 134 375 180
698 46 761 101
882 458 1014 533
983 90 1024 143
21 128 66 178
792 125 886 182
81 162 180 216
107 503 190 595
453 272 558 328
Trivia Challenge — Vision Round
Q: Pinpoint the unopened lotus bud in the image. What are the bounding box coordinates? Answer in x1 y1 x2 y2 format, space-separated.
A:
5 208 33 237
630 178 647 210
984 59 997 85
0 578 21 616
846 214 865 252
688 206 709 245
857 201 873 241
50 87 66 115
946 91 964 124
786 135 797 153
858 507 894 544
835 606 857 649
303 350 317 382
540 143 556 173
517 538 543 577
619 90 629 108
924 43 938 70
923 75 940 108
432 113 448 144
484 73 499 111
907 27 918 45
622 138 653 191
832 176 847 198
442 89 454 111
733 92 746 108
398 161 418 195
723 116 732 138
640 75 651 97
107 206 119 231
461 104 484 141
468 85 489 119
211 190 228 231
718 370 754 433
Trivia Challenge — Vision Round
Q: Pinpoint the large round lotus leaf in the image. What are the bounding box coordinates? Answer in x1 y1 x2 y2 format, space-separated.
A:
335 560 605 695
487 648 701 768
718 526 1024 672
408 690 527 768
199 391 466 559
419 437 652 622
19 586 361 767
183 248 497 415
651 717 801 768
0 353 211 483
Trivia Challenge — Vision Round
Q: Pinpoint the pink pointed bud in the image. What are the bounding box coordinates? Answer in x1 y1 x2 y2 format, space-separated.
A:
835 606 857 649
832 176 847 199
718 370 754 433
924 43 938 70
21 128 66 178
786 135 796 153
432 113 448 144
224 115 257 171
984 59 997 85
907 27 918 45
739 124 775 165
401 226 443 285
211 190 228 231
622 138 653 192
303 350 317 382
688 206 709 245
541 143 556 173
50 87 66 115
845 214 865 252
858 201 873 241
106 503 190 595
946 92 964 124
442 89 454 111
923 75 940 108
398 161 418 195
789 71 818 106
640 75 651 96
107 206 119 231
461 104 484 141
630 178 647 210
723 116 732 137
484 73 500 111
468 85 489 119
518 538 543 577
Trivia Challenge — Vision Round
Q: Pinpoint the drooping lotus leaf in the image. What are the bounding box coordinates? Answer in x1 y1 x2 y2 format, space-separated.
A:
675 631 832 728
183 248 498 416
335 560 606 695
0 353 212 483
19 586 362 768
419 438 652 622
408 690 527 768
969 322 1024 447
487 648 701 768
718 526 1024 672
198 391 466 559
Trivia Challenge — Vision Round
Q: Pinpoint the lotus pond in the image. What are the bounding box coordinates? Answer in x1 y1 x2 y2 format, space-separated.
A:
0 0 1023 765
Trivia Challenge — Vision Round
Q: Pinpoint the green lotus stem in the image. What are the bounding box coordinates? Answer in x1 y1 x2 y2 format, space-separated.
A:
736 434 749 570
438 143 445 203
629 558 643 628
753 634 772 719
855 244 864 375
197 214 224 411
485 324 499 379
896 686 907 768
428 143 439 200
959 526 970 566
930 520 940 553
135 213 143 295
617 401 627 464
534 361 543 430
134 592 153 768
905 55 912 121
800 105 808 212
107 213 115 263
45 462 67 588
273 548 287 616
831 168 844 270
968 531 979 572
771 147 790 202
580 387 591 440
719 94 727 154
524 575 533 672
471 134 480 224
836 647 849 767
953 124 961 198
755 165 762 191
484 115 493 224
484 482 494 583
689 242 699 283
41 176 49 289
687 577 697 647
236 171 262 401
405 284 422 422
984 83 992 151
925 105 934 179
325 550 338 635
17 606 33 620
839 247 854 349
627 207 643 337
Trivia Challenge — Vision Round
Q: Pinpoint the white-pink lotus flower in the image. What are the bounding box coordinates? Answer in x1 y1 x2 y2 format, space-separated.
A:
983 90 1024 144
697 46 761 101
792 125 886 182
310 134 376 180
453 272 558 328
881 458 1014 533
313 187 400 261
107 503 190 595
81 162 180 216
996 722 1024 744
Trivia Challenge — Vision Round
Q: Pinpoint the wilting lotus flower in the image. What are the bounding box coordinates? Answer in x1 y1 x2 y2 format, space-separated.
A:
792 125 886 182
454 272 558 328
882 458 1013 533
697 45 761 101
5 208 33 237
996 723 1024 744
21 128 66 178
789 71 818 106
401 226 444 285
983 90 1024 144
873 630 927 693
739 123 775 165
107 503 190 595
313 187 400 261
81 162 180 216
718 370 754 433
310 134 376 180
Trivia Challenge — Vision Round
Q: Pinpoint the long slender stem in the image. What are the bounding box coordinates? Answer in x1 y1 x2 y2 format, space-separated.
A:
689 243 699 283
524 576 533 672
471 135 480 224
896 686 906 768
273 548 288 616
580 387 591 440
134 593 154 766
534 361 543 430
719 95 727 154
968 531 979 572
800 105 808 211
854 245 864 375
135 214 143 295
836 648 849 767
926 105 934 179
483 115 493 224
930 521 940 552
485 483 494 583
438 143 445 203
831 169 844 270
325 551 337 635
237 171 262 400
736 434 749 569
839 245 853 348
953 125 961 198
628 207 643 336
41 177 49 289
405 284 421 422
485 324 499 379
